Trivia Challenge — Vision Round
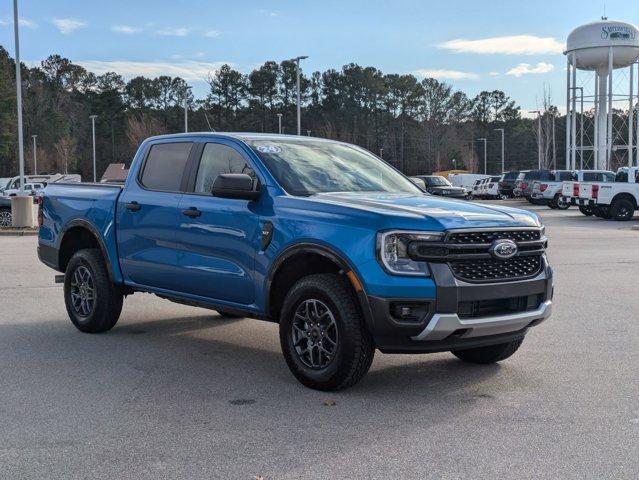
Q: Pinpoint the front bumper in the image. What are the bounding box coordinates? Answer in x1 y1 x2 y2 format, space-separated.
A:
365 259 553 354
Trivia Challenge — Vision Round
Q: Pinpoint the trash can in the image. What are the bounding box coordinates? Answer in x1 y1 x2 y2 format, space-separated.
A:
11 195 36 228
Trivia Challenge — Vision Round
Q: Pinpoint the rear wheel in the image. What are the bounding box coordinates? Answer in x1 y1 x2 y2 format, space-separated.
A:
64 248 123 333
610 198 635 221
451 338 524 364
279 274 374 391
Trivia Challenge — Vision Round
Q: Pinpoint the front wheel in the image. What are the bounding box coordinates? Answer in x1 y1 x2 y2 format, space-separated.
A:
451 338 524 364
64 248 123 333
0 208 11 227
279 274 374 391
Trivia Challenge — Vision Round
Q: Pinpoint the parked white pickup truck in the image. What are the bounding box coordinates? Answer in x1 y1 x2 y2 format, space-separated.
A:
530 170 575 209
560 170 616 216
576 167 639 221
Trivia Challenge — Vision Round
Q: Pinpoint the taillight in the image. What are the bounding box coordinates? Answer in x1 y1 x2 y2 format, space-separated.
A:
36 196 44 227
499 181 507 188
592 184 599 199
521 182 528 190
573 183 579 197
539 184 548 192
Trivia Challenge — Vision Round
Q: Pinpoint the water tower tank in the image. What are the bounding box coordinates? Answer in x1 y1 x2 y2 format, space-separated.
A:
566 20 639 71
564 20 639 171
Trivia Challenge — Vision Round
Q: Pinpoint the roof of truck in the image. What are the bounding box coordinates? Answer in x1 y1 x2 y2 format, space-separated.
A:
146 132 339 143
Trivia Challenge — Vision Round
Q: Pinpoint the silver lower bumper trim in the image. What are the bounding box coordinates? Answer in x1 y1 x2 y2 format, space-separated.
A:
411 300 552 342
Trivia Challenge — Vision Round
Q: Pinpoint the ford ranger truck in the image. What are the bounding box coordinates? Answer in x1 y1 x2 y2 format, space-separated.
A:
37 134 553 391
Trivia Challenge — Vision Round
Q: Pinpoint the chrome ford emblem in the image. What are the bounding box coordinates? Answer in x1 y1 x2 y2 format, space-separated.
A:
490 239 518 260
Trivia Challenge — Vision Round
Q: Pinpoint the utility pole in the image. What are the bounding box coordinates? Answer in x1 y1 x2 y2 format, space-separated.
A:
31 135 37 175
289 56 308 135
494 128 505 173
477 138 487 174
552 115 556 170
13 0 25 189
90 115 98 182
277 113 282 134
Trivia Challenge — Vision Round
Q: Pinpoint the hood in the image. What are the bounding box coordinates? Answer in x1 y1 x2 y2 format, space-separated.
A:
303 192 540 230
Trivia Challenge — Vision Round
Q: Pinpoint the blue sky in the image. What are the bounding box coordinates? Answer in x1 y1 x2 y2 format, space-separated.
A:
0 0 635 111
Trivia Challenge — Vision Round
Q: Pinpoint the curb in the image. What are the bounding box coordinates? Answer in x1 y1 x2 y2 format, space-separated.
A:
0 228 39 236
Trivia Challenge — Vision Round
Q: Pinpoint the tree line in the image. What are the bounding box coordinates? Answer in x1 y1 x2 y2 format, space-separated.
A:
0 45 567 180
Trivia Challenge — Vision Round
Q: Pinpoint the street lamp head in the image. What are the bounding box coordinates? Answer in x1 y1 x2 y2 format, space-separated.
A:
89 114 98 120
477 138 486 141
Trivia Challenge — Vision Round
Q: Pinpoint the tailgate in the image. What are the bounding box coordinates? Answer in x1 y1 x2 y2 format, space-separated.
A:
579 183 593 200
561 182 576 197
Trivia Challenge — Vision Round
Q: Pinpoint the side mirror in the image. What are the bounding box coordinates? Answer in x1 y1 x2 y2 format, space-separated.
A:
212 174 260 201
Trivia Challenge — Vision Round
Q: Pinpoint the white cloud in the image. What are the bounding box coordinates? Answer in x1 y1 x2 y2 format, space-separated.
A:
506 62 555 77
111 25 142 34
438 35 564 55
413 68 479 80
156 27 190 36
193 51 206 58
0 17 38 28
52 18 86 34
203 29 220 38
74 60 231 81
489 71 500 76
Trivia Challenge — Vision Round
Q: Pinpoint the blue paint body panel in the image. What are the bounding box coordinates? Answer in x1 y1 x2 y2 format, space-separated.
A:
38 133 542 317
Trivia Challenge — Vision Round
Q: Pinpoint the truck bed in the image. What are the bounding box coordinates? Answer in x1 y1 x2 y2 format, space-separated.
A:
38 182 124 282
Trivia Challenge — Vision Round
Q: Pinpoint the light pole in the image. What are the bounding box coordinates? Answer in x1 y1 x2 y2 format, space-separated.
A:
289 55 308 135
530 110 542 169
13 0 25 189
31 135 37 175
477 138 487 174
277 113 282 134
183 85 191 133
90 115 98 182
494 128 504 173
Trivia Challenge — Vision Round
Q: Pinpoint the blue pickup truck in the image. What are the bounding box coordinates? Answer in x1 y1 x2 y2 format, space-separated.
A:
37 133 553 390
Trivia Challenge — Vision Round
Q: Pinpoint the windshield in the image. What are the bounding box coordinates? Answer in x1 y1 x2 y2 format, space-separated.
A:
247 139 421 196
425 176 451 187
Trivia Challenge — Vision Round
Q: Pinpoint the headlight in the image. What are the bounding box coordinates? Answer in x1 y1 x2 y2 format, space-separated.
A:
376 230 443 276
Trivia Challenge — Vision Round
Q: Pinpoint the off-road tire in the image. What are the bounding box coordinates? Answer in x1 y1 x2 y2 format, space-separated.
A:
610 198 635 221
64 248 123 333
279 273 375 391
451 338 524 364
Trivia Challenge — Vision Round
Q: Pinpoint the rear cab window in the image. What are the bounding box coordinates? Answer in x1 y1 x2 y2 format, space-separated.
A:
139 142 193 191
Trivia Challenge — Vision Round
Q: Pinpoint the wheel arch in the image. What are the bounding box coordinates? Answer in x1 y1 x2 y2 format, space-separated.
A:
58 219 116 282
611 192 638 209
265 243 374 330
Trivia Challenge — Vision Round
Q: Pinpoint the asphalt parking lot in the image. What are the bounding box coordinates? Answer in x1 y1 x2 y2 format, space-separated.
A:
1 199 638 480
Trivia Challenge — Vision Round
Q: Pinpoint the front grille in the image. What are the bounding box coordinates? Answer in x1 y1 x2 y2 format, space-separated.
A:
457 294 543 319
446 230 541 244
450 255 542 282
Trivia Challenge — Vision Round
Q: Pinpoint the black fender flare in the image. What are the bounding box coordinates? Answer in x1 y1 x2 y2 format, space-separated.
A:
265 242 375 332
58 219 117 282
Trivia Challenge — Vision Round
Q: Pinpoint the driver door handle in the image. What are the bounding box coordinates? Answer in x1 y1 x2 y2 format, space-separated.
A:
125 201 141 212
182 207 201 218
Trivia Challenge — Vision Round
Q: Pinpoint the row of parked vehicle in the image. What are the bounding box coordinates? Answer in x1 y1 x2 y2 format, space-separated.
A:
494 167 639 221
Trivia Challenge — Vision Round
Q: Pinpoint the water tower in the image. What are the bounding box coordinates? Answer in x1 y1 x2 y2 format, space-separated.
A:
565 19 639 170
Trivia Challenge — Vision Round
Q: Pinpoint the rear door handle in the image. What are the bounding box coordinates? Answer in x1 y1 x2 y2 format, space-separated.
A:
125 201 141 212
182 207 201 218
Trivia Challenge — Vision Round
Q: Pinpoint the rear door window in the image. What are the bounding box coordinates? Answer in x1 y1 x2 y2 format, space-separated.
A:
557 171 574 181
140 142 193 191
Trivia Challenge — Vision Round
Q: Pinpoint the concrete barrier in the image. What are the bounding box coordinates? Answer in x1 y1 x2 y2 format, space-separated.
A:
11 196 37 228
